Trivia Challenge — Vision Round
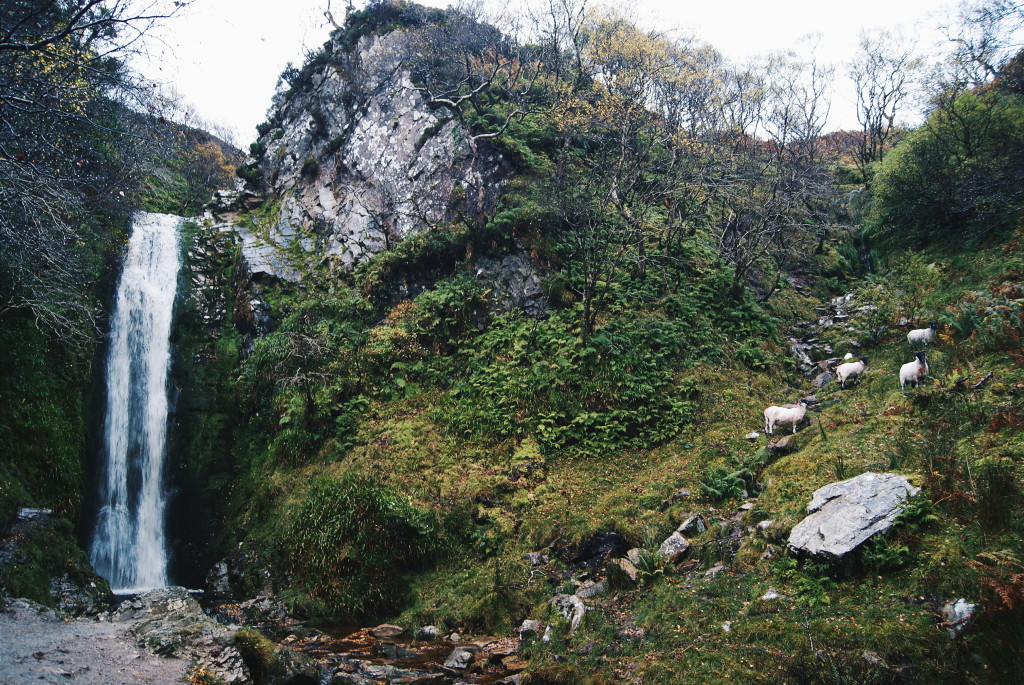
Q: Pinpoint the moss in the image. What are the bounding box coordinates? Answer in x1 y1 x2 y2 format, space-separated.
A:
233 628 279 684
0 517 109 607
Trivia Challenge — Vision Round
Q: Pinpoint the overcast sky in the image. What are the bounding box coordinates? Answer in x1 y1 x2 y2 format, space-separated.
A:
132 0 960 145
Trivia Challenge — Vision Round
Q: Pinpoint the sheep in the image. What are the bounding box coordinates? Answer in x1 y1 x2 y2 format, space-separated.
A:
836 357 869 389
763 399 809 435
899 350 929 390
907 321 938 346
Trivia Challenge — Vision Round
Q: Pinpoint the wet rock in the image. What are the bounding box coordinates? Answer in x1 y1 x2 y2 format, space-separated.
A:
238 595 291 624
551 594 586 635
416 625 440 641
942 598 979 638
787 472 921 563
274 645 321 684
442 648 476 672
331 672 377 685
380 642 417 660
658 532 690 563
369 623 404 639
205 561 231 599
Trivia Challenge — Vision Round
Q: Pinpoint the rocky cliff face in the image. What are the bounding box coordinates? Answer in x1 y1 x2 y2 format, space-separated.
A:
239 29 507 273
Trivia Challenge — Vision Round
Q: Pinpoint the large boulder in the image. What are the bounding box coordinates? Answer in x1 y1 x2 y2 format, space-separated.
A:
787 472 920 563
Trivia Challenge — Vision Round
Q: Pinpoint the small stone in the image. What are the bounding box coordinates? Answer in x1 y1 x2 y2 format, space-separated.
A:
448 633 461 643
608 558 639 585
761 588 784 601
523 552 550 566
443 648 475 671
659 532 690 562
576 579 608 599
518 620 543 638
551 594 586 635
369 623 404 639
812 371 834 388
704 563 727 578
745 432 760 441
739 501 756 511
721 621 732 633
942 598 979 638
626 548 644 566
863 650 888 668
416 625 440 641
541 625 552 643
678 513 708 536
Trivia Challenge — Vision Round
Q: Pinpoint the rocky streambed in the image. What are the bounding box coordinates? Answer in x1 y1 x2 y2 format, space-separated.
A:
0 585 524 685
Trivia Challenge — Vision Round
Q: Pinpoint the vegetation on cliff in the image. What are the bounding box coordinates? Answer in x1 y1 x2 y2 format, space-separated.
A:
162 1 1024 681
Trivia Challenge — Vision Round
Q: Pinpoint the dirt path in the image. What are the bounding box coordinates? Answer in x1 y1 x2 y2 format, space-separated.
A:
0 599 189 684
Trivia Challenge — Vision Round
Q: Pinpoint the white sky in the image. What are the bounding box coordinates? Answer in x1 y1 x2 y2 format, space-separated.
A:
133 0 960 146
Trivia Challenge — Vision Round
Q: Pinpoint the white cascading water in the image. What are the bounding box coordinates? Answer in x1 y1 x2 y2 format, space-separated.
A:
90 212 181 592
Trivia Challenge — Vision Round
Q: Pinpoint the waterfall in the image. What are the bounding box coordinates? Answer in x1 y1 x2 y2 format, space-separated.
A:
90 212 181 592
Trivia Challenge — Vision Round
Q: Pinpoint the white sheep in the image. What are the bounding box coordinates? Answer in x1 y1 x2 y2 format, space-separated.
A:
763 399 809 435
907 321 938 346
899 350 929 390
836 357 869 389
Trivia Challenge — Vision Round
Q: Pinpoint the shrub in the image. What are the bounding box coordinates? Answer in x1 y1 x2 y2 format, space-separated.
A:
234 628 279 685
286 475 440 619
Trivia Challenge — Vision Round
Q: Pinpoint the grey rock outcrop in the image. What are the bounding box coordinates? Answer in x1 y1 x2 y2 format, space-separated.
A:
245 30 507 274
787 472 920 563
119 587 250 684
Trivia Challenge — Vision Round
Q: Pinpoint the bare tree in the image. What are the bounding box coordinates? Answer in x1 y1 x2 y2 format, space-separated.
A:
402 4 545 160
0 0 190 346
849 30 919 184
944 0 1024 85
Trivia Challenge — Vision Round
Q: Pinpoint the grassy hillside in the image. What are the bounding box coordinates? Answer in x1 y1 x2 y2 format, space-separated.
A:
166 6 1024 682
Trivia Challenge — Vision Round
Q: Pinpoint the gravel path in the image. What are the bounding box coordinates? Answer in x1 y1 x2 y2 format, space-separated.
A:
0 600 189 684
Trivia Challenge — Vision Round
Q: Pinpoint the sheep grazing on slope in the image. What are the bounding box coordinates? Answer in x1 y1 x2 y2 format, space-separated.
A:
899 350 929 390
907 321 938 346
836 357 869 389
763 399 809 435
